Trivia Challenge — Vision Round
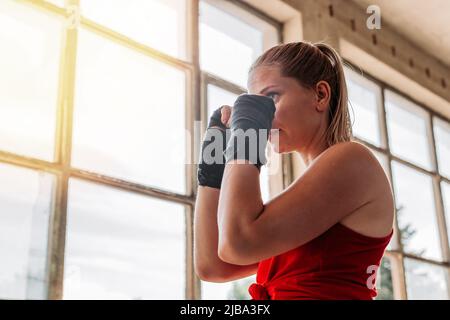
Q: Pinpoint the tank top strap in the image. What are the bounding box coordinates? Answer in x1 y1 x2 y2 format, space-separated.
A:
334 222 394 243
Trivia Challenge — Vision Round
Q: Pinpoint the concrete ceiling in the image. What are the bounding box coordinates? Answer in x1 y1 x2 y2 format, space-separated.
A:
354 0 450 66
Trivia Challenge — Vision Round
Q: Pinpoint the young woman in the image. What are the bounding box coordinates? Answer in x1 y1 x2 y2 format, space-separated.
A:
194 41 394 300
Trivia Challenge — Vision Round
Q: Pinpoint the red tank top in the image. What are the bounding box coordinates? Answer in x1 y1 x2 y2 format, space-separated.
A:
248 222 393 300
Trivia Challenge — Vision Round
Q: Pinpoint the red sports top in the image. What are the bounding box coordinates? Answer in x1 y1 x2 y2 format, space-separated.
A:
248 222 393 300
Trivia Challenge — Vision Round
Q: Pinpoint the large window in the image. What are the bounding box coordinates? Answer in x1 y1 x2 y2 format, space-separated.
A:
346 65 450 299
0 0 282 300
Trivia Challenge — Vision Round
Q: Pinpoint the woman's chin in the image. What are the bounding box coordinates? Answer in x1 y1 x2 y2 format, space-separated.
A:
269 131 280 150
269 140 284 153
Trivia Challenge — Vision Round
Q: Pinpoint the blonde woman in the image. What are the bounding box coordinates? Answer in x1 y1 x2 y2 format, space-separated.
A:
194 42 394 300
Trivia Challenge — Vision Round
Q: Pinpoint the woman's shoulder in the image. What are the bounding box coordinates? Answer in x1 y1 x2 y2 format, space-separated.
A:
327 140 374 158
322 141 384 173
327 141 394 237
306 140 388 189
335 141 390 183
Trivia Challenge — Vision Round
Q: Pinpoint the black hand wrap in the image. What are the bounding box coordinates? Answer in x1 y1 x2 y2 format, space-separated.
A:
197 107 230 189
224 94 276 172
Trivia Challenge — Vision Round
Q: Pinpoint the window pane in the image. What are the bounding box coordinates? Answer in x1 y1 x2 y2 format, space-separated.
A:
404 258 449 299
202 275 255 300
442 182 450 247
346 68 382 147
79 0 186 59
206 84 238 119
200 1 275 88
0 163 54 299
0 1 62 161
64 178 185 299
391 161 442 260
375 257 394 300
385 90 432 170
434 117 450 178
72 28 186 194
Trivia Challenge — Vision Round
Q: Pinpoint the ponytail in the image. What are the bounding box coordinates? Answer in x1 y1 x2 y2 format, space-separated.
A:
314 43 353 145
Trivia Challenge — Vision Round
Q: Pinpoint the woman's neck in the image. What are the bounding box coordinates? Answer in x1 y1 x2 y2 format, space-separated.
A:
296 134 330 168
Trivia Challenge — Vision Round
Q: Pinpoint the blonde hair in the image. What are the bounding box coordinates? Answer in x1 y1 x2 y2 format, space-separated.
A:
248 41 353 147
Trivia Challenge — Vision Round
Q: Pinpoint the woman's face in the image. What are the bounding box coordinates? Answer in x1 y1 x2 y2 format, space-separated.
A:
247 65 328 154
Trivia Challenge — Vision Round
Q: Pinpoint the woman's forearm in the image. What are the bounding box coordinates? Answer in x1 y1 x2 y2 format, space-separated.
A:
217 162 265 264
216 94 275 264
194 186 258 282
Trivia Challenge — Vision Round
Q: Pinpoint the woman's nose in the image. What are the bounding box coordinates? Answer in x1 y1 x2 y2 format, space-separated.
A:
271 117 280 130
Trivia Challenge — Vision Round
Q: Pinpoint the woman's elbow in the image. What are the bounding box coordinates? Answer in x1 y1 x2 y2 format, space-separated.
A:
218 236 254 266
195 265 220 282
195 262 232 283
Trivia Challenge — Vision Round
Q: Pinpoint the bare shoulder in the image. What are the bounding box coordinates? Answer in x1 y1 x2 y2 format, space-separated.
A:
325 141 395 237
314 140 385 185
322 141 383 173
332 140 391 196
324 140 376 161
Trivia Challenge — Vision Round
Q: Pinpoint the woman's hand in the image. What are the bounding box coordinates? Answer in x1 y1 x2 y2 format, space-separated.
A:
223 94 276 171
220 105 232 128
197 105 232 189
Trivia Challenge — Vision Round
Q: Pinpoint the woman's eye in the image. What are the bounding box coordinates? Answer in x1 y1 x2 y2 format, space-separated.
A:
267 92 279 101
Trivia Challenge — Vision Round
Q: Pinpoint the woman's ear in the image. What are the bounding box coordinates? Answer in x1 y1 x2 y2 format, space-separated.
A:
315 80 331 112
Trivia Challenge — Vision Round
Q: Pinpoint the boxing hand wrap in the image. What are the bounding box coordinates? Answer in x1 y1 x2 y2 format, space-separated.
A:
197 107 230 189
224 94 276 172
207 106 228 131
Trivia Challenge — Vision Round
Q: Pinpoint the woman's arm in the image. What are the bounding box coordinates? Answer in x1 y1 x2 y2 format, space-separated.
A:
194 185 258 282
218 141 382 265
